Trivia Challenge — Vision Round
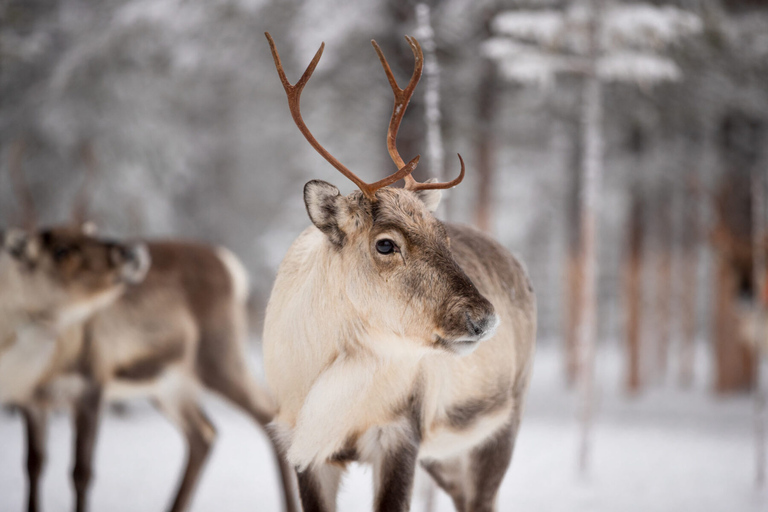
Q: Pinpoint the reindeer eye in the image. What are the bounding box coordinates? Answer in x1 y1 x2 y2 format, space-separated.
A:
53 247 72 262
376 239 397 255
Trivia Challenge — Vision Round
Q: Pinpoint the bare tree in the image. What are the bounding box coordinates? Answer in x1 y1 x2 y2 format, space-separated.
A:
624 188 644 393
679 168 702 387
416 4 446 211
484 0 701 473
753 164 767 487
576 0 604 472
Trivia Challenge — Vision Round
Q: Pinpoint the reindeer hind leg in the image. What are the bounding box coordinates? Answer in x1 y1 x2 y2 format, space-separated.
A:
155 393 216 512
73 386 103 512
203 364 300 512
196 328 300 512
23 406 47 512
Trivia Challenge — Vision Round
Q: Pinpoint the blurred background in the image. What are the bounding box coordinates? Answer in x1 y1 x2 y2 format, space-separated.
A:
1 0 768 511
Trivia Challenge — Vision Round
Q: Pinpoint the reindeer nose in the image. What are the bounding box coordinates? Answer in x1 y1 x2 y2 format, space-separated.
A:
466 310 499 341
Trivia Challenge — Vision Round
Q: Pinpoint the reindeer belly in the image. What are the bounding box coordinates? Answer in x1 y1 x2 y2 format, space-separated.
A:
35 373 88 408
106 364 193 402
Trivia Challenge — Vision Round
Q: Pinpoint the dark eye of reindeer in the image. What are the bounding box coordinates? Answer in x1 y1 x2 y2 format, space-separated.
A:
53 247 72 263
375 239 397 255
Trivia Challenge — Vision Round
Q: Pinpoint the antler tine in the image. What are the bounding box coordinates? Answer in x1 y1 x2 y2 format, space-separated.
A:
407 154 465 191
265 32 418 201
372 36 466 192
371 36 422 188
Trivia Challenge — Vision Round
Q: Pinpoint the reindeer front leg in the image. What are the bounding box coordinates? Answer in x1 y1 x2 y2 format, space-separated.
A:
296 463 343 512
23 406 47 512
72 385 102 512
372 430 419 512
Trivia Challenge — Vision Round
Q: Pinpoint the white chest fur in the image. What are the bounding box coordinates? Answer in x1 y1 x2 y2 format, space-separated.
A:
275 348 422 471
0 324 57 404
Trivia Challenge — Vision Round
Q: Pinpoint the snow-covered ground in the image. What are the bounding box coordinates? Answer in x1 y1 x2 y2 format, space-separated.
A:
1 343 765 512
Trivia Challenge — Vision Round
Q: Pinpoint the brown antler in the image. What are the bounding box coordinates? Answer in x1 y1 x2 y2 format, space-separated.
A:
265 32 419 202
372 36 465 192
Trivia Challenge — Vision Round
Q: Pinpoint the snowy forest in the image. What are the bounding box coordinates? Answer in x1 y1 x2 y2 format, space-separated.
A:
1 0 768 511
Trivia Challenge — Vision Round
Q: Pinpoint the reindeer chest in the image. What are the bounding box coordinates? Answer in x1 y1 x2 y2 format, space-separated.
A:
275 349 425 470
0 326 57 404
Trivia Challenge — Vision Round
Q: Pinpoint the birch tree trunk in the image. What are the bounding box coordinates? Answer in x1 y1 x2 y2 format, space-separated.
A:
679 170 701 388
416 5 441 509
577 0 604 475
416 4 445 219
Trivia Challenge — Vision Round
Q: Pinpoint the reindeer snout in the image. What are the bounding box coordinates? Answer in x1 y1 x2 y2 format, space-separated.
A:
111 242 151 284
438 293 499 356
466 310 500 341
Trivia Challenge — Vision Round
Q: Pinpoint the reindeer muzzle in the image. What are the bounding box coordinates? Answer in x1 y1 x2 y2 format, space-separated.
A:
437 298 500 356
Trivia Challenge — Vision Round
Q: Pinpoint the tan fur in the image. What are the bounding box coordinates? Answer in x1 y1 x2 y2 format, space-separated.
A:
264 185 536 510
0 228 146 406
2 232 298 512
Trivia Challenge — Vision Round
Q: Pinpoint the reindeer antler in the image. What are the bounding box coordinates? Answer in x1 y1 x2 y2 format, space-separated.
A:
265 32 419 202
372 36 465 192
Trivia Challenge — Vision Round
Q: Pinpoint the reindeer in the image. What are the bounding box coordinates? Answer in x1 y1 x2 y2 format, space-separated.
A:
263 33 537 512
0 226 150 512
0 227 149 398
2 144 298 512
41 231 298 512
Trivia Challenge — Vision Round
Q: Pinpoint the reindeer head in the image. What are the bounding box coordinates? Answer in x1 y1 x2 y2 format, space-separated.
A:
1 225 149 326
267 34 498 354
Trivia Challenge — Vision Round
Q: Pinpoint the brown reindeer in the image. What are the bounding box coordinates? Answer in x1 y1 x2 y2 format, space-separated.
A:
263 33 537 512
0 227 150 512
2 146 298 512
43 232 298 512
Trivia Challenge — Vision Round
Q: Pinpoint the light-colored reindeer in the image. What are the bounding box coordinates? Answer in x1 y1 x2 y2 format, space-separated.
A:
52 232 297 512
1 145 298 512
263 33 537 512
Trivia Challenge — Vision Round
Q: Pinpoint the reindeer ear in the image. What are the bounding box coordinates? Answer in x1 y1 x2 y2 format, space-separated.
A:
304 180 347 246
2 228 29 260
415 179 442 212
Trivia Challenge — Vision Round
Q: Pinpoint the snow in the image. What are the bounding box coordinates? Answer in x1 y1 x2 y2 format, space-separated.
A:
1 343 764 511
498 53 575 87
491 10 567 47
604 4 703 50
597 51 681 84
491 3 702 53
486 3 701 85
